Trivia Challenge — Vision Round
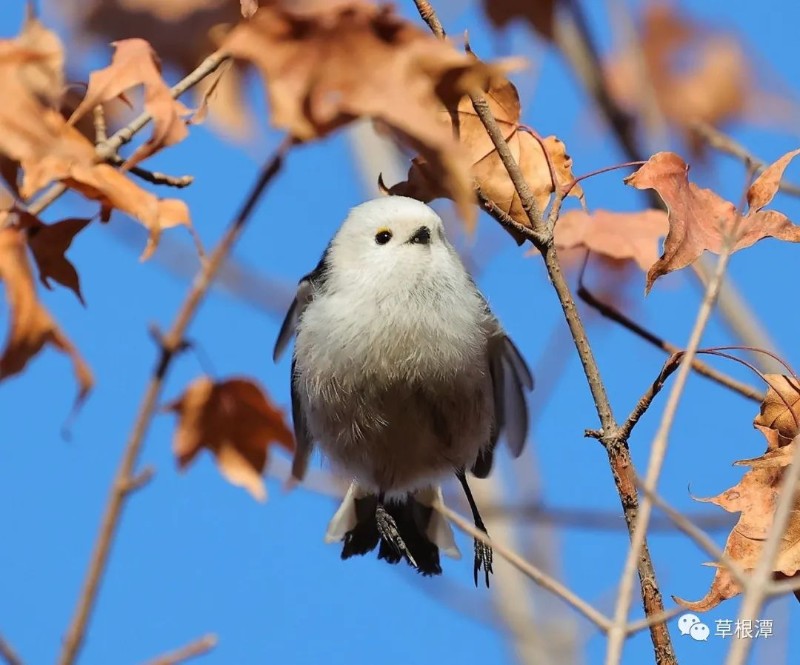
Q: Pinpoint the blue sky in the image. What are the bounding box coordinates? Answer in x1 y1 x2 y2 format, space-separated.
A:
2 1 800 664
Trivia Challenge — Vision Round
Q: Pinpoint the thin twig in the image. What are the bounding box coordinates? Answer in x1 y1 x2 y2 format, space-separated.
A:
725 434 800 665
57 139 291 665
142 634 217 665
616 354 682 442
692 122 800 198
414 1 673 658
605 173 752 664
578 285 764 404
625 607 683 638
436 503 612 632
557 0 785 376
0 634 22 665
27 49 230 218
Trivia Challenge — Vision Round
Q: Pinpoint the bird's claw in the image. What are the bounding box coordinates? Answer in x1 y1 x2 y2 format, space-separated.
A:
473 534 493 588
376 502 418 568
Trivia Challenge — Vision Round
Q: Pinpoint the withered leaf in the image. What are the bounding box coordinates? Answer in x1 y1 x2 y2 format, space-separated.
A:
604 4 752 154
221 1 511 229
240 0 259 18
554 209 668 271
677 386 800 611
0 19 193 260
17 214 91 304
69 38 190 169
388 75 581 236
0 226 93 403
56 0 253 139
166 376 294 501
626 151 800 291
481 0 557 40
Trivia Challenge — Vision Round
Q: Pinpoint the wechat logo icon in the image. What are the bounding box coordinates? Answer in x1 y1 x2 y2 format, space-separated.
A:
678 613 710 642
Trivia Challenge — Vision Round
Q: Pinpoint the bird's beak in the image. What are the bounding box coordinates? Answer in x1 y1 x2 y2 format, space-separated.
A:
408 226 431 245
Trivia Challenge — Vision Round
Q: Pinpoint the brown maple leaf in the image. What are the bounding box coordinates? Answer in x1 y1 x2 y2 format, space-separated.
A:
68 38 190 169
54 0 253 139
554 209 668 272
165 376 295 501
0 18 193 259
0 225 93 403
676 379 800 611
221 1 511 229
13 212 91 304
388 75 581 235
604 3 772 155
480 0 558 40
626 151 800 292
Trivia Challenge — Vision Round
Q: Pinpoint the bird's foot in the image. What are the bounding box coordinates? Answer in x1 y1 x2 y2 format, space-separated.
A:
473 529 493 588
375 502 417 568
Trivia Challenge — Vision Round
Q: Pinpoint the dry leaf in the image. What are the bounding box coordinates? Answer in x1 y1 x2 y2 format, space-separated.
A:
0 18 193 259
481 0 557 40
51 0 253 139
676 384 800 611
605 3 749 153
388 75 581 236
626 151 800 292
166 376 294 501
754 375 800 446
20 214 91 304
0 226 93 403
68 39 190 168
554 209 668 271
221 1 511 229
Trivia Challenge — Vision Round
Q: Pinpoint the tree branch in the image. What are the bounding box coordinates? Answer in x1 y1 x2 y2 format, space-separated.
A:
141 634 217 665
26 49 230 218
56 138 291 665
0 634 22 665
413 2 674 660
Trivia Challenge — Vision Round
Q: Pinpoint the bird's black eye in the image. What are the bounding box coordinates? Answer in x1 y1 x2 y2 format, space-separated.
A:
375 229 393 245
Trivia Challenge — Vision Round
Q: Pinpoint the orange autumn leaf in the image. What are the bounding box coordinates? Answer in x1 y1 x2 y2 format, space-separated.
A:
388 75 581 236
604 3 787 155
554 209 668 272
56 0 253 139
221 1 511 229
166 377 294 501
626 151 800 292
676 381 800 612
0 225 93 403
68 38 190 169
0 18 193 260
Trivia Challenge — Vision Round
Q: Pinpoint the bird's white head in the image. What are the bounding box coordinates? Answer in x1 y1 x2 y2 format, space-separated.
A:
327 197 456 286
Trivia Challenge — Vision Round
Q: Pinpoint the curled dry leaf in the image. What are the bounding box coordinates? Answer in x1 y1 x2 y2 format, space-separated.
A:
480 0 557 40
19 214 91 305
53 0 253 139
68 38 191 169
221 1 512 229
626 151 800 292
604 3 787 154
676 379 800 612
554 209 668 272
0 19 193 260
0 225 93 404
166 377 294 501
388 75 581 237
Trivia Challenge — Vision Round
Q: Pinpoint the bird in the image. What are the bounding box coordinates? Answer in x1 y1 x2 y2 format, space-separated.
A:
273 196 533 586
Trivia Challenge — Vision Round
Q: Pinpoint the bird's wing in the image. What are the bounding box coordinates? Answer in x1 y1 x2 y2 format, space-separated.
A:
472 310 534 478
274 251 330 481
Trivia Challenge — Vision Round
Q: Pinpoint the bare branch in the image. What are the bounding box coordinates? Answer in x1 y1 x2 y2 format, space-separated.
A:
436 503 612 632
141 634 217 665
0 634 23 665
56 138 291 665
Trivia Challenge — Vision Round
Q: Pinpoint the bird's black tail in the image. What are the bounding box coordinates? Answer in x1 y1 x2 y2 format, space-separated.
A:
326 484 461 576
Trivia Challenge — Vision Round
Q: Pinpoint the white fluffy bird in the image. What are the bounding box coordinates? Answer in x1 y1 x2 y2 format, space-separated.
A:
274 196 532 585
